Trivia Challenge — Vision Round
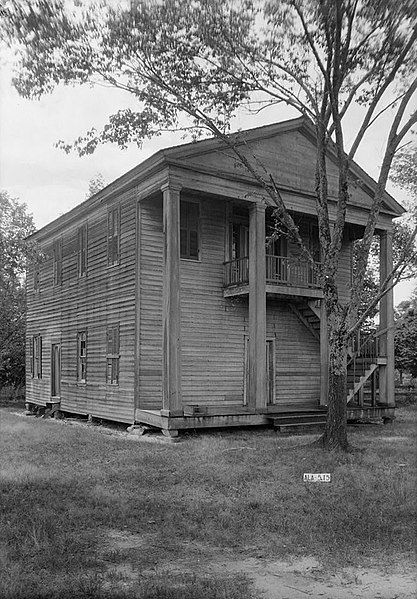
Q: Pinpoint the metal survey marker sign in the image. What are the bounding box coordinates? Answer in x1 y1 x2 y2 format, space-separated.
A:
303 473 331 482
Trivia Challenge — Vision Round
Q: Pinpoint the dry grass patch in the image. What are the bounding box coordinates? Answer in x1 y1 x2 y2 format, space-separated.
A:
0 406 415 597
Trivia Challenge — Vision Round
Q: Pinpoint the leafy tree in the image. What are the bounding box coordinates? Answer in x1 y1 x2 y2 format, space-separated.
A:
0 191 35 393
2 0 416 449
395 290 417 381
391 145 417 206
86 173 106 198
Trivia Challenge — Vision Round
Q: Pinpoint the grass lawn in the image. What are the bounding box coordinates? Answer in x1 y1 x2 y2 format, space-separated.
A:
0 405 416 598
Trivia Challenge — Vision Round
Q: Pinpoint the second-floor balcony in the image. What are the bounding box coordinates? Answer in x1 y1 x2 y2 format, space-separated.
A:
224 255 323 299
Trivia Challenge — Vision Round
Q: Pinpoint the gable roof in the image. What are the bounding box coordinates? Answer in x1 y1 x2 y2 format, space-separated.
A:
162 116 404 216
30 117 405 240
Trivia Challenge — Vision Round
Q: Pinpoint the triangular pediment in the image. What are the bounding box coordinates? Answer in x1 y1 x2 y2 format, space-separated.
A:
164 118 404 218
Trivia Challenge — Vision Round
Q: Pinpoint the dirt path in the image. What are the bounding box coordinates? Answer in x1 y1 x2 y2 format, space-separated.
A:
104 529 416 598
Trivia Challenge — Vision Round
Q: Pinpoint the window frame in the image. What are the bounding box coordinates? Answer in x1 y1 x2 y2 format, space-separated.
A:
107 206 120 267
77 331 87 383
77 224 88 278
180 200 200 261
31 334 42 379
106 325 120 385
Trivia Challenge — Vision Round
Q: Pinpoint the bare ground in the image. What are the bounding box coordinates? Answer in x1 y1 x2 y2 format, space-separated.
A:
103 528 416 598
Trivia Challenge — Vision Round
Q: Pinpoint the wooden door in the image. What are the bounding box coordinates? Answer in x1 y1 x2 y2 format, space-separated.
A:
244 338 275 405
51 343 61 398
231 223 249 259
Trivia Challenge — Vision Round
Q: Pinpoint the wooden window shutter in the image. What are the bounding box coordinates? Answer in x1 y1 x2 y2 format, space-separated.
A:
107 207 120 265
106 324 120 384
78 225 87 277
53 240 62 285
38 336 42 378
107 328 113 355
30 336 34 378
180 201 199 260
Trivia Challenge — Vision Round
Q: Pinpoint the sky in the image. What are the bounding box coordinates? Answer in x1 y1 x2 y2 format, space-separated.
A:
0 59 415 305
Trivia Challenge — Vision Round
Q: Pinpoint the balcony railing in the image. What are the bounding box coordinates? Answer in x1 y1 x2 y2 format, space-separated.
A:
224 255 321 288
224 257 249 286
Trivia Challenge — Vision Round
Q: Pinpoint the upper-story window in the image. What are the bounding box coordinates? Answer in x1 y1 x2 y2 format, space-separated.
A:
180 200 199 260
231 223 249 260
107 207 120 266
53 239 62 286
77 224 87 277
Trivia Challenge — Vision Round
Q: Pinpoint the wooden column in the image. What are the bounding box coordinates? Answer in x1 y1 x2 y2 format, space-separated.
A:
248 202 266 410
161 183 182 416
379 230 395 407
319 299 329 406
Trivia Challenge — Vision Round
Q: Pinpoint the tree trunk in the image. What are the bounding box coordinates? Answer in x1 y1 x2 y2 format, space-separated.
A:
318 326 350 451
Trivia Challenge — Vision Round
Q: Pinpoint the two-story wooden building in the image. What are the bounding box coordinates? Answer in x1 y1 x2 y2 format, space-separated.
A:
26 118 402 435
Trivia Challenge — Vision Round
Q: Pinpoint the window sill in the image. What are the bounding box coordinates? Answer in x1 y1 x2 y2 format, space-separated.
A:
180 257 201 263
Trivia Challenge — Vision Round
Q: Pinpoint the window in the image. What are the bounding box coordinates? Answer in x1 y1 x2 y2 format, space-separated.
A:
31 335 42 379
77 224 87 277
51 343 61 398
180 201 199 260
107 207 120 266
231 223 249 260
53 239 62 286
77 331 87 382
106 325 120 384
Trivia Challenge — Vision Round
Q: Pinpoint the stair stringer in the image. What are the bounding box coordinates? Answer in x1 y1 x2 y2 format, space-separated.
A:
288 303 320 341
346 363 378 403
307 299 321 319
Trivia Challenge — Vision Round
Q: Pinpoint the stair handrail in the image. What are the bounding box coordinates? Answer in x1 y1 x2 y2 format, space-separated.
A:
347 329 379 366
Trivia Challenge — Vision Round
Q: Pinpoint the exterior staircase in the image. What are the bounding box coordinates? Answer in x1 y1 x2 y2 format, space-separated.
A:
289 299 321 340
290 301 382 409
347 334 380 407
347 362 378 404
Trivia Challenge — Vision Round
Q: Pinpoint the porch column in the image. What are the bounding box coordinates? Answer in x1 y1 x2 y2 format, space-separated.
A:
379 229 395 407
319 299 329 406
161 183 182 416
248 202 267 410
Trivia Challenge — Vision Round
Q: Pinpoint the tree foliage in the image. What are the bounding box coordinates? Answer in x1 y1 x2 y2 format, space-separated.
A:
0 191 35 391
395 289 417 379
86 172 106 198
2 0 416 448
391 145 417 204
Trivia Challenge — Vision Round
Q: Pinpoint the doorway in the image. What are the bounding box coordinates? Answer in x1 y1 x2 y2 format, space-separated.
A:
244 337 276 405
51 343 61 398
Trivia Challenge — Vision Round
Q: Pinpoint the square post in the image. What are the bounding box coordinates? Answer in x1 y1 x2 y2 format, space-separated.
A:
161 183 182 416
248 202 267 410
379 230 395 407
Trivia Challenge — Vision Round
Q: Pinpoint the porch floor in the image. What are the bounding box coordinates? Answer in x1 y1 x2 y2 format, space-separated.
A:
134 403 395 431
